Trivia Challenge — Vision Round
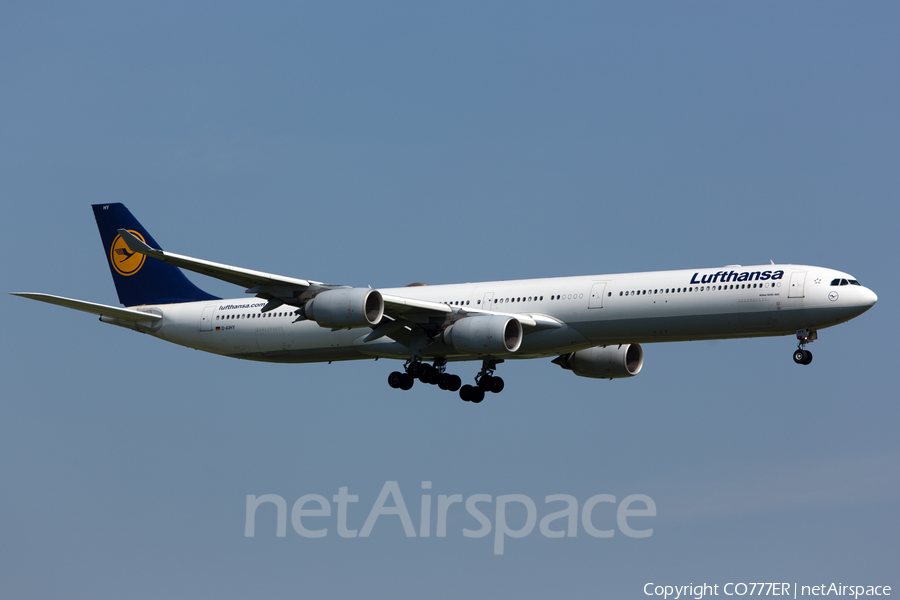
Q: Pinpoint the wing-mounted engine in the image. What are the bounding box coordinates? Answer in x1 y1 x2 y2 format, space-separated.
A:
553 344 643 379
299 288 384 329
441 315 523 355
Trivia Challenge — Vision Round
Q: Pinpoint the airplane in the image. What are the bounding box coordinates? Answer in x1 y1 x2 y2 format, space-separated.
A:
12 204 877 404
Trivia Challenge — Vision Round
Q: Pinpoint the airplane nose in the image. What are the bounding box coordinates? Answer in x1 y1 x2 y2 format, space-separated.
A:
861 287 878 307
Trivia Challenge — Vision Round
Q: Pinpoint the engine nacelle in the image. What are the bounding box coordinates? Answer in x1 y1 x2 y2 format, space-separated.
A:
303 288 384 329
553 344 643 379
442 315 523 355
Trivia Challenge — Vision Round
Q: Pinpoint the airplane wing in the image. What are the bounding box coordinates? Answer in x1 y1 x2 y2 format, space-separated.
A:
379 293 452 316
118 229 454 319
117 229 316 292
116 229 562 332
11 293 162 322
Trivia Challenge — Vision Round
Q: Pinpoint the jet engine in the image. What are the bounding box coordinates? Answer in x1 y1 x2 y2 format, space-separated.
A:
302 288 384 329
442 315 523 355
553 344 643 379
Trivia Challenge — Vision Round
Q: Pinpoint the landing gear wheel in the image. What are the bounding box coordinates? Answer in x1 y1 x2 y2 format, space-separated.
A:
399 373 414 390
478 374 494 390
407 362 424 378
489 376 504 393
388 371 404 389
439 374 463 392
471 388 485 403
793 349 813 365
419 364 438 384
459 384 474 402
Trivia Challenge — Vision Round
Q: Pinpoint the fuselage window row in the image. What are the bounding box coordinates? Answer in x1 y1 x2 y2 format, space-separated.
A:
618 282 777 297
217 311 294 321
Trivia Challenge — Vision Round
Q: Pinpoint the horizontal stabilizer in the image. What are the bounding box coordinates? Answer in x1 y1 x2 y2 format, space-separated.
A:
10 293 162 322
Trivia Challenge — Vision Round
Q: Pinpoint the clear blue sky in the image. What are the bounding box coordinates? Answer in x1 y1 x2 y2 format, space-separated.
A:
2 3 898 598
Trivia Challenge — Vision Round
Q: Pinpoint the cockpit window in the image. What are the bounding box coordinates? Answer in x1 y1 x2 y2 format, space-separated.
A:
849 279 861 286
830 279 840 286
840 279 849 286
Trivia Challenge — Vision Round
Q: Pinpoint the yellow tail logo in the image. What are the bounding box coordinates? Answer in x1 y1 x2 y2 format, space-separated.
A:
110 230 147 276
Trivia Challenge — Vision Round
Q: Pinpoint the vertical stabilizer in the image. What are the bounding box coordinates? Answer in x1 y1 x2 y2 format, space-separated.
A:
92 203 219 306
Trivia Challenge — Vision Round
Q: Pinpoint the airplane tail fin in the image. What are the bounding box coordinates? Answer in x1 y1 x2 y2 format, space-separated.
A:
92 203 220 306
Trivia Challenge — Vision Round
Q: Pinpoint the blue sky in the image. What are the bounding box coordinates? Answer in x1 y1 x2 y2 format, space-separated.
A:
2 3 898 598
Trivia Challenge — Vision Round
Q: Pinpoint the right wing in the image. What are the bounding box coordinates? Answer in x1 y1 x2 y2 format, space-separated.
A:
117 229 317 292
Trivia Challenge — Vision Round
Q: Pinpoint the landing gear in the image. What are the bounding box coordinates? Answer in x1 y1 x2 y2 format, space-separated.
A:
457 359 505 402
387 370 414 390
793 329 816 366
388 358 461 393
459 384 484 403
438 372 462 392
387 357 506 404
793 349 813 365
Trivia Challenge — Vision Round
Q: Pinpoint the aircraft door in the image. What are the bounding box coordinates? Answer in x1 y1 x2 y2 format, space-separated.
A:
482 292 494 311
788 271 807 298
200 305 216 331
588 282 607 308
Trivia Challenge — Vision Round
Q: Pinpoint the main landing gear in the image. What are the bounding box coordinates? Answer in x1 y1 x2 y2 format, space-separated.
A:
459 360 505 404
792 328 816 365
388 359 463 393
387 358 506 404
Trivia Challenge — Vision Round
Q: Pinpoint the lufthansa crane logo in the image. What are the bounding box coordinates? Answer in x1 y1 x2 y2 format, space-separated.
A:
110 230 147 276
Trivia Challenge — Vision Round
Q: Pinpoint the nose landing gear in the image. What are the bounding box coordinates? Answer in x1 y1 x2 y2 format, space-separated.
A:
792 329 816 365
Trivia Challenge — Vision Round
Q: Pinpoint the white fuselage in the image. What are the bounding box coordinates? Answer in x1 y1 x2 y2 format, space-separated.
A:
110 264 877 364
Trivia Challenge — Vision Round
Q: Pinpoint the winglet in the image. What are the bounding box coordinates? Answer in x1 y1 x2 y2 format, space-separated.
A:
118 228 160 258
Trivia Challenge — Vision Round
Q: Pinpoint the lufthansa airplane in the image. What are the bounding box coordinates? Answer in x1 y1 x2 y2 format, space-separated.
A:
13 204 877 403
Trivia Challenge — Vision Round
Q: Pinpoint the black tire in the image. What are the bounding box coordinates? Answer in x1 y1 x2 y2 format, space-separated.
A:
478 374 494 390
460 384 474 402
490 376 505 393
420 364 438 384
802 350 813 365
471 387 485 403
793 350 806 364
399 373 414 390
388 371 403 389
408 362 424 378
449 375 462 392
437 373 451 390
